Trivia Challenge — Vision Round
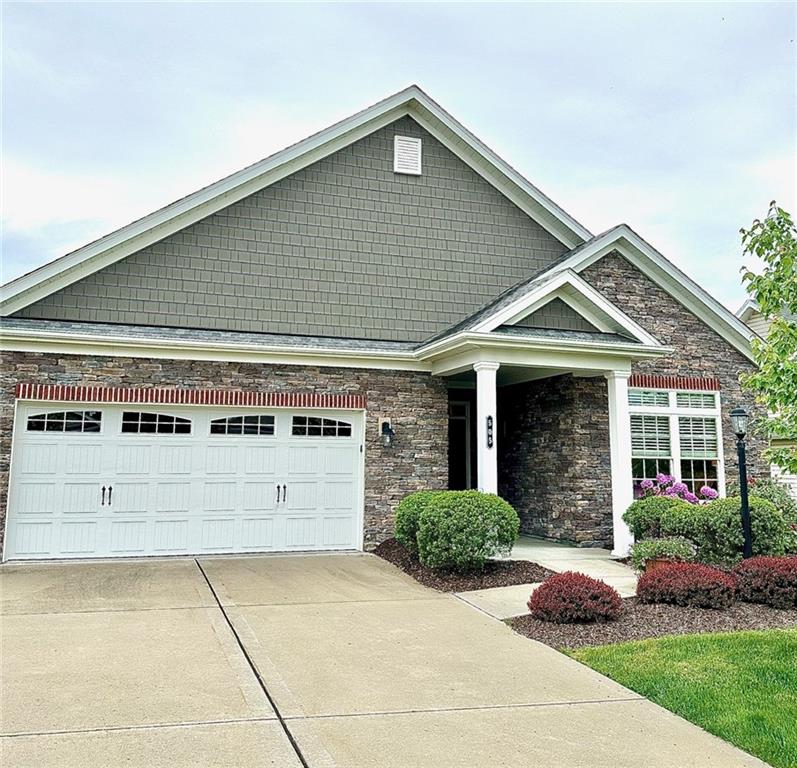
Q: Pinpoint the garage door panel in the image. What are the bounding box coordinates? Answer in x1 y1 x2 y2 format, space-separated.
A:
155 482 191 513
153 519 190 552
114 444 152 474
157 445 192 474
285 516 317 548
63 483 102 514
322 516 356 547
59 521 98 554
285 482 318 510
243 482 277 512
110 520 148 553
17 443 59 475
204 445 238 474
111 482 150 513
15 484 59 515
11 521 54 555
325 446 358 475
244 446 277 475
203 482 237 512
240 517 275 548
6 405 362 559
201 519 236 550
288 446 320 474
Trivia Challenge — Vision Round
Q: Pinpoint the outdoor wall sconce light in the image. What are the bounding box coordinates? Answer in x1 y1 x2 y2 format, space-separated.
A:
380 418 395 448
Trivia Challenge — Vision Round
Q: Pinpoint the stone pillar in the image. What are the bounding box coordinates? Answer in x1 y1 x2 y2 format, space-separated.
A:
605 370 634 556
474 362 500 493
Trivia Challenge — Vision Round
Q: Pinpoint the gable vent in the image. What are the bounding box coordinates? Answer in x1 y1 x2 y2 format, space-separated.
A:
394 135 422 175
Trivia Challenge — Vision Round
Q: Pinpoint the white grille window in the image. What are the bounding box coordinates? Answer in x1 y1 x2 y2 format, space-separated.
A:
393 136 422 175
210 415 274 436
676 392 716 409
26 410 102 433
630 415 671 457
628 389 723 496
121 412 191 435
628 389 670 407
291 416 352 437
678 417 718 459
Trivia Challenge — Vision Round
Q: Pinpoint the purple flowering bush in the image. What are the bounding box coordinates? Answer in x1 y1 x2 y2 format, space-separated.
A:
637 474 718 504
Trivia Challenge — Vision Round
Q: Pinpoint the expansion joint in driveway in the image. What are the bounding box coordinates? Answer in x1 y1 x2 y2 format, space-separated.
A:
194 559 310 768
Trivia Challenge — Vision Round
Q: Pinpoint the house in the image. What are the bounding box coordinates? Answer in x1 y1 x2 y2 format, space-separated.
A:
736 299 797 497
0 86 765 562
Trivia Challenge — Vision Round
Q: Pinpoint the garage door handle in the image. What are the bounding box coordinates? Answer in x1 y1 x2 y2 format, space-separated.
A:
282 484 287 503
101 486 106 506
275 484 280 504
108 486 113 506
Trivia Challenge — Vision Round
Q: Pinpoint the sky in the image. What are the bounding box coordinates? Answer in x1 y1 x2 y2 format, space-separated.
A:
2 2 795 313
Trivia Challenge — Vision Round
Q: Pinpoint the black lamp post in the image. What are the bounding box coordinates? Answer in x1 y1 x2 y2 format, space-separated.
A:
730 407 753 559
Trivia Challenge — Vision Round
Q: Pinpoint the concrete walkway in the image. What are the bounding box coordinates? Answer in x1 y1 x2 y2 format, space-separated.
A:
458 537 638 620
0 553 763 767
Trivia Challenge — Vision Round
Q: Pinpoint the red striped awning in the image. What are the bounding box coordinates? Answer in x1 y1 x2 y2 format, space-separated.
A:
14 383 366 410
628 374 720 391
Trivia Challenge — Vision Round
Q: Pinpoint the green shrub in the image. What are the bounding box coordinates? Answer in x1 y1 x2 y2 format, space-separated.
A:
629 537 697 572
394 491 441 551
416 491 519 572
693 496 791 564
659 501 707 540
623 496 692 539
728 477 797 526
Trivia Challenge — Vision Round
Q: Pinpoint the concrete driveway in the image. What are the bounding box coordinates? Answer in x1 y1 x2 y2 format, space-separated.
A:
1 554 765 767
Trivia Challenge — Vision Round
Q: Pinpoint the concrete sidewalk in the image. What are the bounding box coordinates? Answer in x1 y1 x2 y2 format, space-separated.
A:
1 553 763 768
457 537 638 620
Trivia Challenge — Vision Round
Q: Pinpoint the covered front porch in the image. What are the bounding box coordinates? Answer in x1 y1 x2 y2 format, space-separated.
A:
422 333 670 556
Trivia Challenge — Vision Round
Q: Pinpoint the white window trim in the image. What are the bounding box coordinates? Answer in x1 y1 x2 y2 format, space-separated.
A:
628 388 726 496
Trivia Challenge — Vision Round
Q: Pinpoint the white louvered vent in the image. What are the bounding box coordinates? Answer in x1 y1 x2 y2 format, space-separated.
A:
394 135 422 175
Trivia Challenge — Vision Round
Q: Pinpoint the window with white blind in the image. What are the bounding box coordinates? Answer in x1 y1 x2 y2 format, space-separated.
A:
628 389 723 496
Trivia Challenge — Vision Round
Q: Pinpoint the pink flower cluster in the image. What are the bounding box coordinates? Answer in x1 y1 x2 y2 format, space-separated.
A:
638 474 718 504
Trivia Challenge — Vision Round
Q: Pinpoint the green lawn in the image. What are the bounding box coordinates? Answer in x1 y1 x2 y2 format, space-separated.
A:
568 629 797 768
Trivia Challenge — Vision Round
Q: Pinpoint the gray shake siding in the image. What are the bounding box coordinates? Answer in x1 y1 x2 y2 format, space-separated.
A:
0 353 450 555
15 117 567 342
514 297 598 332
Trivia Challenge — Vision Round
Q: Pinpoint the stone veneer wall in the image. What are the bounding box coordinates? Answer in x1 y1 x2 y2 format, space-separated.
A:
0 353 449 555
499 375 613 547
499 251 766 549
582 252 767 481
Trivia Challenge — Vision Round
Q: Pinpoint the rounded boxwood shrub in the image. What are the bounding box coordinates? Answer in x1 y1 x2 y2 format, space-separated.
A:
637 562 737 609
394 491 441 551
733 556 797 609
691 496 790 564
629 537 696 572
623 496 691 539
527 572 623 623
415 491 519 572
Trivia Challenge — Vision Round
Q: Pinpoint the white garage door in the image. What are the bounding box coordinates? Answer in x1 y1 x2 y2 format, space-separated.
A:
4 404 364 560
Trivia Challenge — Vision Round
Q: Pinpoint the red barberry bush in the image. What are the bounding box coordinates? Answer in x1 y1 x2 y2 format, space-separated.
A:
733 556 797 609
637 562 736 609
527 571 624 623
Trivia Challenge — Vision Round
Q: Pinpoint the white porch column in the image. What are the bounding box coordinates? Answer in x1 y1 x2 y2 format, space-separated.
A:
605 371 635 556
474 362 500 494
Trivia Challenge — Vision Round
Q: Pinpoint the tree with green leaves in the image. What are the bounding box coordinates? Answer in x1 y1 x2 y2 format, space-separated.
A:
740 201 797 473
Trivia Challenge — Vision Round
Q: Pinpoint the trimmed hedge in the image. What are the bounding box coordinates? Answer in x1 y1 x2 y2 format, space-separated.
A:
528 572 624 623
689 497 790 564
629 537 696 572
623 496 692 539
637 562 737 609
394 491 441 551
415 491 519 572
733 556 797 609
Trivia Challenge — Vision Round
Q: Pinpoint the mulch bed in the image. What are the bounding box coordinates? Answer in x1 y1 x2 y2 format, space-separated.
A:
509 598 797 649
374 537 555 592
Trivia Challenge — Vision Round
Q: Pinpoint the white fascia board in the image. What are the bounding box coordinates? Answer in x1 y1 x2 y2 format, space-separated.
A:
550 225 756 362
736 298 759 322
470 269 661 346
1 85 590 315
0 327 428 372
